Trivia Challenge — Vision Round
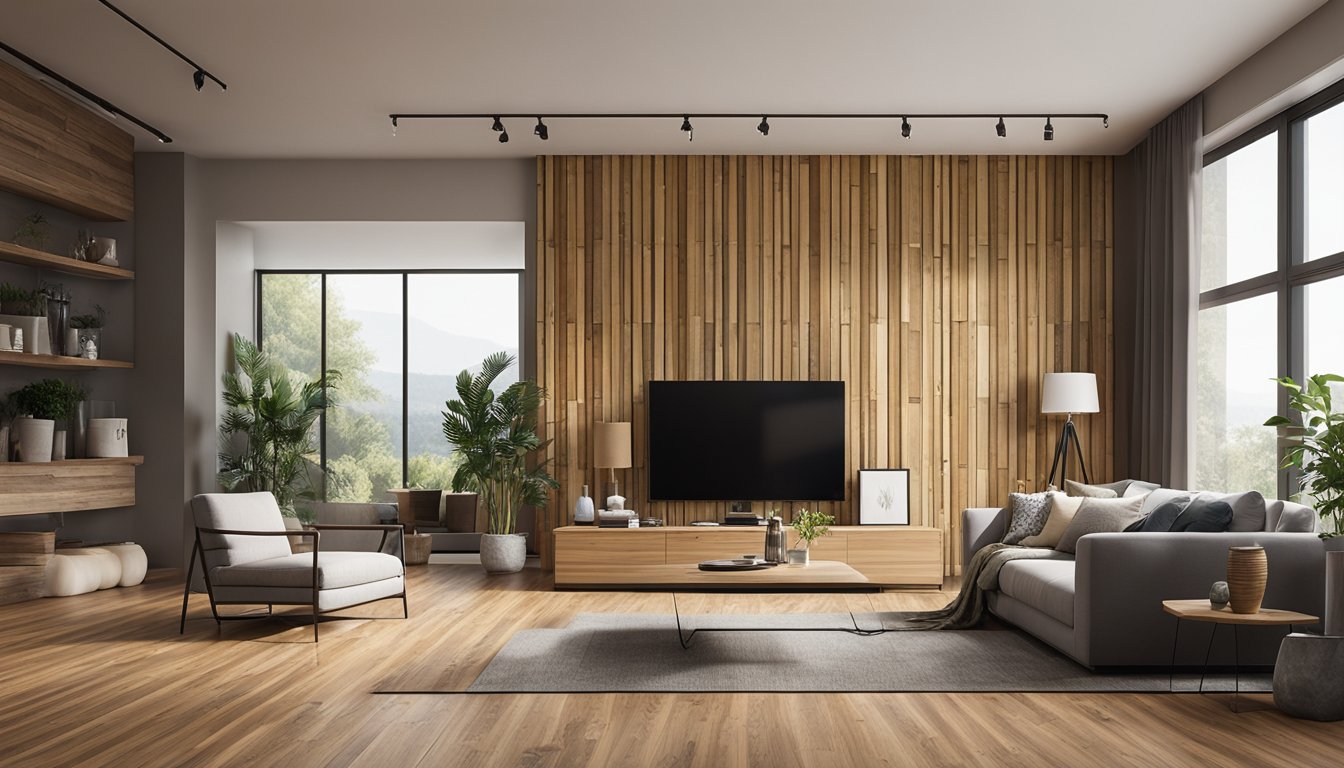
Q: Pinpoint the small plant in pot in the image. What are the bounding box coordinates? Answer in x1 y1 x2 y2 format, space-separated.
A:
442 352 557 574
11 378 85 463
787 508 835 565
1266 373 1344 543
217 333 338 523
69 305 106 360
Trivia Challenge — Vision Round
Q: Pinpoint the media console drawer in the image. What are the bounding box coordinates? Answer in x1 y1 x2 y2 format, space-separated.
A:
553 525 943 588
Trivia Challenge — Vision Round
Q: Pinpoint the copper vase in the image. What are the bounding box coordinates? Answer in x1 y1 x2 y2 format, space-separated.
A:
1227 546 1267 614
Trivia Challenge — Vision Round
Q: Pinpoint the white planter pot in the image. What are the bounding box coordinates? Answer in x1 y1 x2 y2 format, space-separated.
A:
87 418 128 457
786 548 810 565
51 429 67 461
0 315 42 354
14 417 55 463
480 533 528 574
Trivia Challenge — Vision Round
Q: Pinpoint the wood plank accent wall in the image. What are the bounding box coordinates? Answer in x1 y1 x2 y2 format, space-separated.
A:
534 155 1114 573
0 57 134 221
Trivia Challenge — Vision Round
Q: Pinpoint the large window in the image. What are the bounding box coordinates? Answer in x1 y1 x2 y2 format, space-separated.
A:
1195 82 1344 499
258 270 522 503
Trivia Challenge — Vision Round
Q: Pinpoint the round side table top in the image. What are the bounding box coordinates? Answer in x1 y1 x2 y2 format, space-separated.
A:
1162 599 1318 626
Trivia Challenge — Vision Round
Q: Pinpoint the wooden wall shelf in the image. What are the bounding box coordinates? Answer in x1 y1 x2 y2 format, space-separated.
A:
0 456 144 516
0 241 134 280
0 350 132 370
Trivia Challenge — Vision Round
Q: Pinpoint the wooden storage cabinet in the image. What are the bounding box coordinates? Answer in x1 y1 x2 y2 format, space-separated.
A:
554 525 943 588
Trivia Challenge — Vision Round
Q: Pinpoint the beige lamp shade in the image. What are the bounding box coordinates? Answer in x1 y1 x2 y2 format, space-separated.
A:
593 421 633 468
1041 372 1099 414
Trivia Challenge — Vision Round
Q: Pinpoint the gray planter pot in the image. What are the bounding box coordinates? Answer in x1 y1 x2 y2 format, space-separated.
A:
480 533 527 574
13 417 54 463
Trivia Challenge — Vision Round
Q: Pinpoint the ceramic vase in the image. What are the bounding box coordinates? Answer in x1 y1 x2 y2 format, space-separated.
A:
87 418 128 457
51 429 66 461
13 417 55 463
1227 545 1268 614
574 485 595 525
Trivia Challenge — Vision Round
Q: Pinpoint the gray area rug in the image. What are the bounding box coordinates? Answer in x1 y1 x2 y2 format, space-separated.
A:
461 613 1270 694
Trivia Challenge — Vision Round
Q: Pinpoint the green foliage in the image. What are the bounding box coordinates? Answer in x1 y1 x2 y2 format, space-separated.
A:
218 333 339 518
0 283 45 316
790 508 835 548
12 378 85 421
12 213 49 249
69 305 106 329
1265 374 1344 537
442 352 557 535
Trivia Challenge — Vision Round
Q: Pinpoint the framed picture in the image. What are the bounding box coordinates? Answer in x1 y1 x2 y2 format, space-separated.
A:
858 469 910 525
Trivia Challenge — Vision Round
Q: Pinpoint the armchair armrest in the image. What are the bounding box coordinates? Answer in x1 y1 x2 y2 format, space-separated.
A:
196 527 318 541
961 508 1009 571
310 523 406 562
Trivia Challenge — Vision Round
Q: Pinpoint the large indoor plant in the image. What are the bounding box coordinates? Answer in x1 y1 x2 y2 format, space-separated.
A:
218 333 338 521
442 351 557 574
1265 373 1344 540
11 378 84 463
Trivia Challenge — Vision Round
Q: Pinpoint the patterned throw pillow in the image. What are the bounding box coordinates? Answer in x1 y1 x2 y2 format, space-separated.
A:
1002 492 1052 545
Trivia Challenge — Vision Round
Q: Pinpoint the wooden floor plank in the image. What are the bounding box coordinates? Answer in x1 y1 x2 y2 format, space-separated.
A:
0 566 1339 768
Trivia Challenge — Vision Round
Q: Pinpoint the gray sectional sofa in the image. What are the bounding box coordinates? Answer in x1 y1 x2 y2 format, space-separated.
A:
962 493 1327 668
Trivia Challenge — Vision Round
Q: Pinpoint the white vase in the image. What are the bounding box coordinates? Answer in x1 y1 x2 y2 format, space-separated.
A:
574 485 595 525
480 533 527 574
87 418 128 457
14 417 55 463
51 429 67 461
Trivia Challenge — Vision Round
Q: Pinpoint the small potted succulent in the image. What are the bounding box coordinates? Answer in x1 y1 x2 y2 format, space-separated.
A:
787 508 835 565
11 378 85 462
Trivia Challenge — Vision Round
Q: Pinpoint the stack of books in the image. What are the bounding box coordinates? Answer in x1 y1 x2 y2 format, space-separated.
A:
598 509 638 528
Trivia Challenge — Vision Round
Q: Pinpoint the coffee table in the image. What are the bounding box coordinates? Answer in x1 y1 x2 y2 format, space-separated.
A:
1163 599 1319 712
641 560 878 648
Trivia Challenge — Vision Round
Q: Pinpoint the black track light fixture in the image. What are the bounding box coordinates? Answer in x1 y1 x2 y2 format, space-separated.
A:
1043 117 1054 141
901 117 911 139
498 127 509 143
534 117 549 140
391 116 398 136
681 115 693 141
491 116 504 133
758 116 769 136
98 1 226 91
996 117 1007 138
193 69 205 92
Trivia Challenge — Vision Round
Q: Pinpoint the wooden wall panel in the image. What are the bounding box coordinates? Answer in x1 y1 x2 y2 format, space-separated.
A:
535 156 1114 573
0 57 134 221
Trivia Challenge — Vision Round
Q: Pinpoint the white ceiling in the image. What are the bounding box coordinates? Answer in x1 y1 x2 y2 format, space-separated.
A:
0 0 1327 158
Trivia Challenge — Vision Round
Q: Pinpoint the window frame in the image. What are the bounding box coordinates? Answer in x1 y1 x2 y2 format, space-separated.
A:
1198 77 1344 500
255 268 526 495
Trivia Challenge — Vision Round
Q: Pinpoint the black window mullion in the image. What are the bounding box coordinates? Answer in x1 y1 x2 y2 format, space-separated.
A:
320 273 329 501
402 273 409 490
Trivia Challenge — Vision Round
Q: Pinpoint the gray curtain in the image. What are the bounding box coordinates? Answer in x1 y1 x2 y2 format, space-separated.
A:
1114 96 1202 487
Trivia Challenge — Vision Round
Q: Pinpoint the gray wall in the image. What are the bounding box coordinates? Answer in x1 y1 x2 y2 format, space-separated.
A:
129 156 534 568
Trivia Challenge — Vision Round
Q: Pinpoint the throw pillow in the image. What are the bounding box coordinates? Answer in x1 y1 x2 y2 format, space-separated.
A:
1276 502 1318 533
1138 487 1195 518
1124 480 1162 497
1171 499 1234 532
1125 495 1192 532
1020 493 1084 548
1055 495 1148 554
1197 490 1267 532
1002 492 1052 544
1063 479 1120 498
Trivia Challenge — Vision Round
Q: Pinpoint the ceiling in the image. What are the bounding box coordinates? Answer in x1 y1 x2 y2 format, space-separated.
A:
0 0 1328 158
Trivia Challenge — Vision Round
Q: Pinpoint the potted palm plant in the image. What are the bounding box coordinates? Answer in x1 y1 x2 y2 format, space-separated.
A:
1266 373 1344 543
218 333 338 522
787 507 835 565
442 352 557 574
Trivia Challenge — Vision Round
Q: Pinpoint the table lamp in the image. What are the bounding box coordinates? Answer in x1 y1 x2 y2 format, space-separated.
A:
1041 372 1099 490
593 421 632 510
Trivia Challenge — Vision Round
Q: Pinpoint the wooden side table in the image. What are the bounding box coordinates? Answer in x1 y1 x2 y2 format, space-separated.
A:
1162 599 1318 712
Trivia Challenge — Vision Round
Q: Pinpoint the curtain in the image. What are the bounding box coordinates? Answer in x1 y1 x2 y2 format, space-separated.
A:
1114 96 1202 487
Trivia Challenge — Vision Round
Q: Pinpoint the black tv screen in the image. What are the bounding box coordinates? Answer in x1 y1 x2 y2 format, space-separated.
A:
648 381 846 501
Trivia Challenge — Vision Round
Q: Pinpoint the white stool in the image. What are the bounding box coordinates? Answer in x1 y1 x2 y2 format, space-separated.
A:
45 548 122 596
100 543 147 587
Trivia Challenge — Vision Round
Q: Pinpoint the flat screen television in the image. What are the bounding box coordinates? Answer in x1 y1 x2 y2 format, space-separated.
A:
647 381 845 501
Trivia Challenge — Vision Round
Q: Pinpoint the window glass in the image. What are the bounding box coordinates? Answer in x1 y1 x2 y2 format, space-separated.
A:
324 274 403 503
259 274 321 381
1305 101 1344 261
1303 277 1344 384
1194 293 1277 497
1201 133 1278 291
406 273 520 489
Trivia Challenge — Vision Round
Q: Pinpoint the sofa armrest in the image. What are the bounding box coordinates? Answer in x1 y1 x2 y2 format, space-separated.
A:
1074 532 1326 667
961 508 1009 571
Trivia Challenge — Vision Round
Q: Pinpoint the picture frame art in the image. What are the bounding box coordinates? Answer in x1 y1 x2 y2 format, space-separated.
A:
858 468 910 525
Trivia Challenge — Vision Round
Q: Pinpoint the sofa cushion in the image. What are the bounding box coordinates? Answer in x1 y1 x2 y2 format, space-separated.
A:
1126 496 1192 531
191 492 291 569
1021 493 1084 548
1063 479 1120 498
1137 488 1194 518
1003 492 1052 545
1173 499 1234 532
1055 495 1147 554
997 559 1077 628
1196 490 1267 532
210 551 403 590
1275 501 1318 533
1124 480 1162 497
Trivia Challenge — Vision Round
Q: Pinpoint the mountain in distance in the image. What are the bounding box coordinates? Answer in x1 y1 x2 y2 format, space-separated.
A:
349 309 519 377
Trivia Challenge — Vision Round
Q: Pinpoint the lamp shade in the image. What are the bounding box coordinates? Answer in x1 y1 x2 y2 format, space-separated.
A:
1041 372 1099 414
593 421 632 468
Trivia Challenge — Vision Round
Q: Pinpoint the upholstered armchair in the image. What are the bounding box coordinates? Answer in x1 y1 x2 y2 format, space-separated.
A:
179 492 408 642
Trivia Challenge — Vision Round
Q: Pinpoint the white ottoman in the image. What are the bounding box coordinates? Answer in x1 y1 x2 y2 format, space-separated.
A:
101 543 148 587
53 548 122 591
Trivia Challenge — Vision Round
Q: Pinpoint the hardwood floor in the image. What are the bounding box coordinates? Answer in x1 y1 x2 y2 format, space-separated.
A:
1 563 1340 768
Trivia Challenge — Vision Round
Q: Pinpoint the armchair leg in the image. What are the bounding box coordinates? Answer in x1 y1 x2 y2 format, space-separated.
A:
402 591 408 619
179 540 200 635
